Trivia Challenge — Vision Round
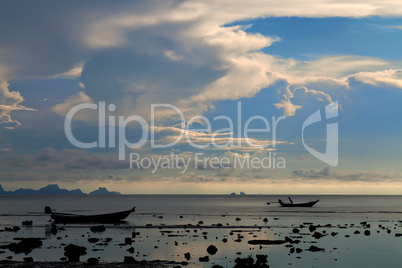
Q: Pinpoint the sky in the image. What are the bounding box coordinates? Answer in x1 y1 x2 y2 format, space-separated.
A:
0 0 402 194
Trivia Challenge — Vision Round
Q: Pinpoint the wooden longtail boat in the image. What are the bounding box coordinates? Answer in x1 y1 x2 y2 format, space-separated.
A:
278 197 319 207
45 206 135 223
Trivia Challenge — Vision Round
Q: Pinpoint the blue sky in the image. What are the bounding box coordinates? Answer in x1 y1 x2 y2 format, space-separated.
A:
235 17 402 60
1 1 402 194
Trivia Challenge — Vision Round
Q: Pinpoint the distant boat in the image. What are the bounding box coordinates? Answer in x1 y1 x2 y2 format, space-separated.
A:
45 206 135 223
277 197 319 207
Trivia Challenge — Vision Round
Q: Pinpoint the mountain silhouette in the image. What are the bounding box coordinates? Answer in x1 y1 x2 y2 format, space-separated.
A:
0 184 119 195
89 187 121 195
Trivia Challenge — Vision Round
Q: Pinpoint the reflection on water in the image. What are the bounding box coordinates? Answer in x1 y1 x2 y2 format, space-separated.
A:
0 195 401 267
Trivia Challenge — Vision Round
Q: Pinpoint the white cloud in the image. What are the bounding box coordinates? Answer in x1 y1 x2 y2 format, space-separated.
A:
348 69 402 88
0 81 37 129
274 99 302 117
1 0 402 126
52 91 95 122
149 126 286 152
51 63 84 79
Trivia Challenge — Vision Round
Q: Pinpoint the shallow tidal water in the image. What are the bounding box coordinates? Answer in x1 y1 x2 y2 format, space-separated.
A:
0 195 402 267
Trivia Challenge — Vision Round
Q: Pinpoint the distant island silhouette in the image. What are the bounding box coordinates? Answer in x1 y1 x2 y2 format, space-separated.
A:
230 191 246 195
0 184 121 195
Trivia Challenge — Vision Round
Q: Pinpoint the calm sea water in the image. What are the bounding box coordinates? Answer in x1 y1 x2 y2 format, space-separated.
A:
1 195 401 267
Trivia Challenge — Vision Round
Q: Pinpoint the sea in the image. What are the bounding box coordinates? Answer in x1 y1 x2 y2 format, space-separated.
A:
0 195 401 267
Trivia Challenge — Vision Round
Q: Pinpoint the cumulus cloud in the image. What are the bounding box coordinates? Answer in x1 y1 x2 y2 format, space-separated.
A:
348 69 402 89
1 0 402 127
0 81 37 129
46 1 402 122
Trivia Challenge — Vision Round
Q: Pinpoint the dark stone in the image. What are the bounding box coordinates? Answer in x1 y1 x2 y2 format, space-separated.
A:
199 256 209 262
296 248 303 253
198 221 204 224
5 226 21 232
248 239 285 245
364 230 370 236
309 225 317 232
207 245 218 255
284 237 300 244
312 232 325 239
23 257 33 262
127 247 135 253
184 252 191 260
234 256 254 267
88 238 100 243
354 230 360 234
308 245 325 252
263 218 268 222
90 225 106 232
87 257 99 265
235 218 241 221
125 237 133 245
5 238 43 255
64 244 87 261
222 238 228 243
255 254 268 264
124 256 136 263
50 227 58 235
331 232 338 236
292 228 300 234
395 233 402 237
22 220 33 226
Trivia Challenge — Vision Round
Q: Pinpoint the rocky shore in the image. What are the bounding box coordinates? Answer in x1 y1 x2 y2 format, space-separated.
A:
1 216 401 267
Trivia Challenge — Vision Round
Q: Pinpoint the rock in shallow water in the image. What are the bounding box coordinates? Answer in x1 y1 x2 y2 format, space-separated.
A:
199 256 209 262
1 238 43 255
87 257 99 265
207 245 218 255
248 239 285 245
64 244 87 261
308 245 325 252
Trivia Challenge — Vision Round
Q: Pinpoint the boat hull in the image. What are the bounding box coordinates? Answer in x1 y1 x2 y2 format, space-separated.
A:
279 200 319 207
50 208 134 223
